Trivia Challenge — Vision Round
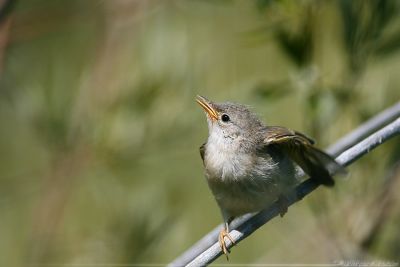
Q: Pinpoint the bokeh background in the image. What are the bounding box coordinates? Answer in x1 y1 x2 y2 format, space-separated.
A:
1 0 400 266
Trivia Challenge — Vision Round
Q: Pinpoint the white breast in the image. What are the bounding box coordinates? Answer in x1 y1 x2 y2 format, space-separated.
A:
203 128 299 217
204 129 255 181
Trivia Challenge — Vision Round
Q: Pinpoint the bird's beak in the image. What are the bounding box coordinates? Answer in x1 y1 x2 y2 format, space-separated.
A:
196 95 218 121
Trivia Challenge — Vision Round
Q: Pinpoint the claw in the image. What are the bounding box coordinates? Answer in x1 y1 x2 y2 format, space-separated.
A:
218 228 235 260
277 195 289 217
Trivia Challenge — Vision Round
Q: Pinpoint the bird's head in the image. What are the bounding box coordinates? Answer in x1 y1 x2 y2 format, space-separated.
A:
196 95 264 141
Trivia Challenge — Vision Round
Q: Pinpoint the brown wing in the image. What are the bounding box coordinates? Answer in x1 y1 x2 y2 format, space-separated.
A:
263 126 346 186
199 142 206 165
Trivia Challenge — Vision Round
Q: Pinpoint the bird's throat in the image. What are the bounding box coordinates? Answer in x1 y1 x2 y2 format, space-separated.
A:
204 131 252 181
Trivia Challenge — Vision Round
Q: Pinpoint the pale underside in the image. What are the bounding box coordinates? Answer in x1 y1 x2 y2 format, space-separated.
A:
203 129 300 221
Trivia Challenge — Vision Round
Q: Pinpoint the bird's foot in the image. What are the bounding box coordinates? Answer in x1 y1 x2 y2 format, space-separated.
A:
218 228 235 260
277 195 289 217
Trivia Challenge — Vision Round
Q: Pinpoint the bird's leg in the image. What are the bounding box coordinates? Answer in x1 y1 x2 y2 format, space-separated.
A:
218 221 235 260
277 194 290 217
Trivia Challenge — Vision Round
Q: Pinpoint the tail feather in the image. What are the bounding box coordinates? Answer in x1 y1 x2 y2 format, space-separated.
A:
297 146 346 187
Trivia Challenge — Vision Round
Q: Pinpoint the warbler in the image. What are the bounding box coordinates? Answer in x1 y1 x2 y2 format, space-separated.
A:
196 95 345 257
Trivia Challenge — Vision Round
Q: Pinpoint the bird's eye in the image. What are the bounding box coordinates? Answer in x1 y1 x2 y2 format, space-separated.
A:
221 114 230 122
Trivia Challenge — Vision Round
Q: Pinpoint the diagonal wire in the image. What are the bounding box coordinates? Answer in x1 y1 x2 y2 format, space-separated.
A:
327 102 400 156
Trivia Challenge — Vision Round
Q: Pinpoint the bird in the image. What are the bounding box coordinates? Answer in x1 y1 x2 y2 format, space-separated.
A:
196 95 345 258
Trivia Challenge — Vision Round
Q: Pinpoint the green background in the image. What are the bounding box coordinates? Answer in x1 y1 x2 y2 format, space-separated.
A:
1 0 400 265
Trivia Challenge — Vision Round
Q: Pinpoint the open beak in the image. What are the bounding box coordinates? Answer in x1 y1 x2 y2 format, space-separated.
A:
196 95 218 121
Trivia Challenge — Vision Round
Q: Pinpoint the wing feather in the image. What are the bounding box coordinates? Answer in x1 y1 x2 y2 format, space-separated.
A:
199 142 206 165
263 126 346 186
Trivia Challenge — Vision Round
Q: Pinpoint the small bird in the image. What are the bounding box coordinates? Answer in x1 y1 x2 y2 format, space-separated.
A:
196 95 345 258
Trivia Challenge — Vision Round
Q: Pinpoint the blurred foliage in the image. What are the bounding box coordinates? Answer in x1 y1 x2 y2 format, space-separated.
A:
0 0 399 266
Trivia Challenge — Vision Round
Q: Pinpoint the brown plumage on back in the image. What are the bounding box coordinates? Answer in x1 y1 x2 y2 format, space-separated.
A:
263 126 346 186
